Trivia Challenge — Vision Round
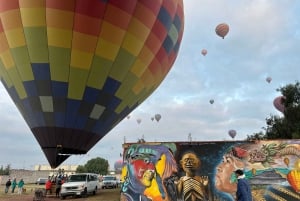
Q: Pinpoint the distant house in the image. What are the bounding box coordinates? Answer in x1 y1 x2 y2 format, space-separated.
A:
34 164 78 175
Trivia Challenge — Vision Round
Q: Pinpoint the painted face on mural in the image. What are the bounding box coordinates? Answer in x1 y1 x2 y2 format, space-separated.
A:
131 158 156 187
215 154 244 194
180 152 200 174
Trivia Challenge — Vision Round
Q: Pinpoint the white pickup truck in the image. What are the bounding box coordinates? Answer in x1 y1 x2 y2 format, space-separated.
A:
60 173 99 199
101 175 118 189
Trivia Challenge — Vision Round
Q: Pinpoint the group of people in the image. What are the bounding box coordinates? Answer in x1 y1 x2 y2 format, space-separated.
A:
45 175 65 198
5 178 25 194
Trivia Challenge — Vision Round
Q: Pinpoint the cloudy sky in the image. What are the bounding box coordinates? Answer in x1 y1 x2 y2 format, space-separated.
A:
0 0 299 170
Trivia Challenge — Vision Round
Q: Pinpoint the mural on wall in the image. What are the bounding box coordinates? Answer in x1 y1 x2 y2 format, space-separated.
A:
120 140 300 201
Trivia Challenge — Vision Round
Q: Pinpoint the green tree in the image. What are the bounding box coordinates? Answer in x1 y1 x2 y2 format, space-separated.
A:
76 165 86 173
264 81 300 139
247 81 300 140
76 157 109 175
246 131 266 141
0 164 10 175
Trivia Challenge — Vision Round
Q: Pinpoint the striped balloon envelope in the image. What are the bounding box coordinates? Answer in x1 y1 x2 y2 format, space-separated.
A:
273 96 285 113
215 23 229 39
0 0 184 167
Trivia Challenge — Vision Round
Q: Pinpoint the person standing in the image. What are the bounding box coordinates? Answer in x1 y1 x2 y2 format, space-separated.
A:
5 178 11 193
45 178 52 195
11 178 17 193
17 178 25 195
55 177 62 197
235 169 252 201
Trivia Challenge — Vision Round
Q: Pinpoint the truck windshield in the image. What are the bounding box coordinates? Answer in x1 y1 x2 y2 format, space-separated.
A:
103 176 115 181
68 175 87 182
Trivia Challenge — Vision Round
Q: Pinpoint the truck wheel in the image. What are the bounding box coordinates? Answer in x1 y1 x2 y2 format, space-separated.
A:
93 186 97 195
82 188 88 197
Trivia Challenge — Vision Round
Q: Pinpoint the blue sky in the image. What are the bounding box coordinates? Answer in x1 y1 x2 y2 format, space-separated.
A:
0 0 299 169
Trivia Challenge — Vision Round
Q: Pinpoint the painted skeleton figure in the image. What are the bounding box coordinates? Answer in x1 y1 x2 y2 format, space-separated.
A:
177 152 211 201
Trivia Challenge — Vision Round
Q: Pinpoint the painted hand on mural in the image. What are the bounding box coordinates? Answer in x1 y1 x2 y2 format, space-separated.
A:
201 176 209 186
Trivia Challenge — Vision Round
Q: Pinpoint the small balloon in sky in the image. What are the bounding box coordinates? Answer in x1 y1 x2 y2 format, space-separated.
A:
154 114 162 122
201 49 207 56
266 77 272 83
137 118 142 124
215 23 229 39
209 99 214 104
228 129 237 139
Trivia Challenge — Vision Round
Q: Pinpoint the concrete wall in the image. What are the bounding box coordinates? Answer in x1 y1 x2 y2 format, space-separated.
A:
0 169 50 185
121 140 300 201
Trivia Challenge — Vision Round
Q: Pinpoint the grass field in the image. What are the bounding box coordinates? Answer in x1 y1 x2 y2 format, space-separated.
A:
0 184 120 201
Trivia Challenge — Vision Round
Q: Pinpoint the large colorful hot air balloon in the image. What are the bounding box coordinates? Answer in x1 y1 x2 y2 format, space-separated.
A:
0 0 184 168
215 23 229 39
273 96 285 113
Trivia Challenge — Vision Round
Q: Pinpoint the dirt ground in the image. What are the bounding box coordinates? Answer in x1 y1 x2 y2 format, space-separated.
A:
0 188 120 201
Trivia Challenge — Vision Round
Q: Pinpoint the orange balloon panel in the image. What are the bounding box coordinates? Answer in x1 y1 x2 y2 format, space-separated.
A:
0 0 184 167
287 170 300 192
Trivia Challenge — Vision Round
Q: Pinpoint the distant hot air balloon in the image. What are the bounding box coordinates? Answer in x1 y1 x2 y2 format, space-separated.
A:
114 159 124 174
137 118 142 124
287 169 300 192
151 117 154 121
215 23 229 39
284 157 290 167
228 129 237 139
154 114 161 122
273 96 286 113
0 0 184 168
209 99 214 104
201 49 207 56
266 77 272 83
127 115 131 119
